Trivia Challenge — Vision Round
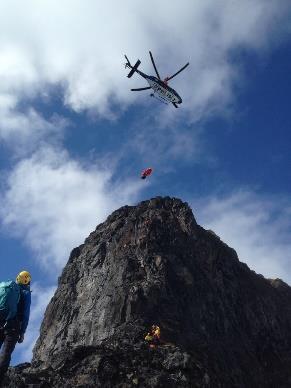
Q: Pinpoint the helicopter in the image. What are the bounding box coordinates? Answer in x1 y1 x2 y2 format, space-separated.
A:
124 51 189 108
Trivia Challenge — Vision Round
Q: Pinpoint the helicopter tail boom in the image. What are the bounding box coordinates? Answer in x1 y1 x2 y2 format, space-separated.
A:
127 59 141 78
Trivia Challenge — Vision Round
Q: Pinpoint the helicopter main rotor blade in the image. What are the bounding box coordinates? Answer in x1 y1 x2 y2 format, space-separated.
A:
131 87 152 91
149 51 161 80
167 62 189 81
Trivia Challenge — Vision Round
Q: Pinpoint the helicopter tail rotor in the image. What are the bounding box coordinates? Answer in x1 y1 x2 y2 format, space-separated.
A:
124 55 131 69
126 59 141 78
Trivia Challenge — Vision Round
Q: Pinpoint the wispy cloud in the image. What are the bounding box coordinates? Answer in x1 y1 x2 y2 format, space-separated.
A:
1 146 143 272
0 0 290 137
127 121 203 166
0 104 68 157
194 190 291 284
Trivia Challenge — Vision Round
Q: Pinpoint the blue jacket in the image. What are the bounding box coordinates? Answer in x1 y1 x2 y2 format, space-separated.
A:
17 284 31 334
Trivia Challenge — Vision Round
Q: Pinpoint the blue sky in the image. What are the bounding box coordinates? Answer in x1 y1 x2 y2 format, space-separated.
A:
0 0 291 364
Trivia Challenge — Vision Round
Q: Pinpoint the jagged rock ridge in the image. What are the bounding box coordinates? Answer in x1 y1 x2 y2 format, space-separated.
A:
4 197 291 387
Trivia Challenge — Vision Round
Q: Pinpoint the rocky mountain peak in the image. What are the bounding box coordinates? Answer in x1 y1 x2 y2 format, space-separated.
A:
33 196 199 361
4 196 291 387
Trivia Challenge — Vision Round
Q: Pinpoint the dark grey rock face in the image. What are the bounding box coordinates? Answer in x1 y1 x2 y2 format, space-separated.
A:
4 197 291 387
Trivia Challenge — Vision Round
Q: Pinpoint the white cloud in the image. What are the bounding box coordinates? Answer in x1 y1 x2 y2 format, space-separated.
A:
0 102 68 156
0 0 290 140
194 190 291 284
13 283 56 364
128 121 203 167
1 147 143 271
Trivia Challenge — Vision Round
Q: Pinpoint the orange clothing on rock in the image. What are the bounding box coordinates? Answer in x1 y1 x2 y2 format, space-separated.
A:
145 325 161 346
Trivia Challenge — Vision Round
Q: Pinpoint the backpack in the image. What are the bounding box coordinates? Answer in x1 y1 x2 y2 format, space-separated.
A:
0 281 21 321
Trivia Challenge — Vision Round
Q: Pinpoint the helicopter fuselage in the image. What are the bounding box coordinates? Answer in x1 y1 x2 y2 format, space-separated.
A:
136 69 182 104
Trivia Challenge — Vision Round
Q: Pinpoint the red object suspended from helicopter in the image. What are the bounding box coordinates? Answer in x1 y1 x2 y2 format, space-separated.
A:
141 168 153 179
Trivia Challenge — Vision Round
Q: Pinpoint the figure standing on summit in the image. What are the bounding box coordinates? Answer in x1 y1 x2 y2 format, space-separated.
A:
0 271 31 383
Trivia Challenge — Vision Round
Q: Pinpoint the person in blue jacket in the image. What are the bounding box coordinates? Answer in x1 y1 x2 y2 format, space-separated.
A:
0 271 31 382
